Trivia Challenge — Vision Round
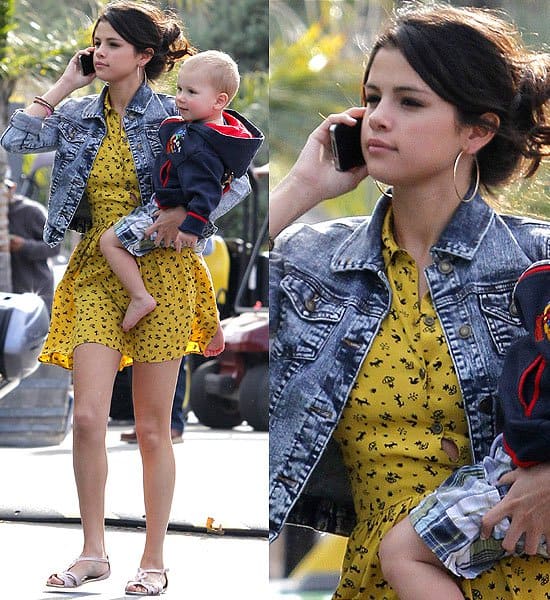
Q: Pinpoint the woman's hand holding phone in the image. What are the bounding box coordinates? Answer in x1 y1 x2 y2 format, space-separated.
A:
58 48 97 91
270 107 369 238
291 107 368 198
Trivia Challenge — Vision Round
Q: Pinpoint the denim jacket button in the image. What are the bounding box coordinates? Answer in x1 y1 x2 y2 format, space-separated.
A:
423 315 435 327
438 260 453 274
304 294 319 312
458 324 472 338
304 299 315 312
509 302 518 317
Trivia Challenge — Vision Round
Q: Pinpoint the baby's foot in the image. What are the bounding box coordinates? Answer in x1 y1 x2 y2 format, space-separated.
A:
203 325 225 357
122 294 157 332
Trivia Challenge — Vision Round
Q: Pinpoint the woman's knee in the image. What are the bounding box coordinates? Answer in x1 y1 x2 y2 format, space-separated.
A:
72 406 107 439
134 420 170 449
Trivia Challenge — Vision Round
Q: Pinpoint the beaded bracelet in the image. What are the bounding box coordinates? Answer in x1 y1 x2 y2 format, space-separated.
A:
33 96 55 116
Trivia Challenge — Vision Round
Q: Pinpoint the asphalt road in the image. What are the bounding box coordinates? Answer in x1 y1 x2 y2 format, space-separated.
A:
0 419 268 599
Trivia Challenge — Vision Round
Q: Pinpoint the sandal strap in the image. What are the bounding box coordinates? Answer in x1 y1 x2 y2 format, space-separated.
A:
126 568 169 595
75 556 110 564
137 568 168 575
53 571 80 587
50 556 110 588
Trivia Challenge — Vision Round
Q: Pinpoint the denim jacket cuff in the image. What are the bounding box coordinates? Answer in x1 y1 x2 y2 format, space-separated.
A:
9 109 47 134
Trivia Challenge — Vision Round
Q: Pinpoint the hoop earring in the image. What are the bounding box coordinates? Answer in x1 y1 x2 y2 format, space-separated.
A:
453 150 480 203
138 66 148 86
373 179 392 198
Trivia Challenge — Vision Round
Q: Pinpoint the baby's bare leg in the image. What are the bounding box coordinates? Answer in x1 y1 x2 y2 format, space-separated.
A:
379 517 464 600
100 227 157 332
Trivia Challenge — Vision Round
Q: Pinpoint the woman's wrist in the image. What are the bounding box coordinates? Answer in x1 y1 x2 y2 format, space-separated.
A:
25 79 75 118
269 172 321 239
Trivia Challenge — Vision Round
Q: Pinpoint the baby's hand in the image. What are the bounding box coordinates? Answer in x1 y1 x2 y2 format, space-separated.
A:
174 231 198 252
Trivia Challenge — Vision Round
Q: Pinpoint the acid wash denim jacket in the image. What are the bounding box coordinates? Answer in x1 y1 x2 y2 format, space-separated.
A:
269 194 550 542
0 82 249 247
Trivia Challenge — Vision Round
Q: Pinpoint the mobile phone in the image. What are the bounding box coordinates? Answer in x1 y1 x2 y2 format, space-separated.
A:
329 118 365 172
79 52 95 76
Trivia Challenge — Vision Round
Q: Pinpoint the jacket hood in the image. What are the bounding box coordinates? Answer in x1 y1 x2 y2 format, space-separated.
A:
182 109 263 177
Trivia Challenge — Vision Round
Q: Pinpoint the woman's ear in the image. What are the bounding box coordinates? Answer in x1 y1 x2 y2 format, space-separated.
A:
465 112 500 154
138 48 155 67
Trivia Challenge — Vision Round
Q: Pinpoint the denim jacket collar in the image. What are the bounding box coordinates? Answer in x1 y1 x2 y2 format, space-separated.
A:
81 82 154 120
331 192 494 274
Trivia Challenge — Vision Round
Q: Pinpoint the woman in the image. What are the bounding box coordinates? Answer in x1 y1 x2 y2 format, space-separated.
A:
1 1 223 595
269 3 550 598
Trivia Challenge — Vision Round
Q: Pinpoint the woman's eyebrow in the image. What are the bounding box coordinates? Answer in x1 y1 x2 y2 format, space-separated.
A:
365 83 430 95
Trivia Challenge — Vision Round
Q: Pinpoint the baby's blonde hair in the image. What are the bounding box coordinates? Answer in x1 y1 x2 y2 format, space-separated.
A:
181 50 240 103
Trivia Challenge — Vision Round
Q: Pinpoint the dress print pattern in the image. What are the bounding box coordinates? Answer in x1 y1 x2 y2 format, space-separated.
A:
39 96 218 370
331 209 549 599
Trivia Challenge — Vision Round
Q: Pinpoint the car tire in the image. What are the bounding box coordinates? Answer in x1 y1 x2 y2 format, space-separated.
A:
190 360 243 429
239 363 268 431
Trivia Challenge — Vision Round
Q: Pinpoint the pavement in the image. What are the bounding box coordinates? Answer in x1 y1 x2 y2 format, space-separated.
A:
0 418 268 599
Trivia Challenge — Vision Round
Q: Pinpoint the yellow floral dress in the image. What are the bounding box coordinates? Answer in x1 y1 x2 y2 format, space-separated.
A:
39 95 219 370
332 208 549 599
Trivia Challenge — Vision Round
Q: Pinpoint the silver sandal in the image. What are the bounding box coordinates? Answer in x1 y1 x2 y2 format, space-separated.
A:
46 555 110 588
125 568 169 596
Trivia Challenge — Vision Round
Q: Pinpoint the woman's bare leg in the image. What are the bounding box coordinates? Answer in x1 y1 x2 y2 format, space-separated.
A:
125 357 181 593
47 343 121 585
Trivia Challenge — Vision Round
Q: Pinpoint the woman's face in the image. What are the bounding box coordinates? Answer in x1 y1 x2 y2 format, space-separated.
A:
92 19 143 84
362 47 469 188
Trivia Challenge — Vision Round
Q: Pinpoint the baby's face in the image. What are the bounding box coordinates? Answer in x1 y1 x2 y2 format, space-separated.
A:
175 63 221 122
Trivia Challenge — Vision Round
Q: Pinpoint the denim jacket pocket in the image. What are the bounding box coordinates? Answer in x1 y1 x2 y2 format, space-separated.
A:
478 288 524 355
272 273 345 361
57 119 88 153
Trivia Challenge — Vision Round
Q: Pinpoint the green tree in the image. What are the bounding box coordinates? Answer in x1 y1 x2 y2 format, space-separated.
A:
183 0 268 72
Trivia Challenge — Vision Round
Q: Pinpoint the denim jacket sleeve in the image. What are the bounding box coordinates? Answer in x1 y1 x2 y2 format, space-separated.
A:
1 109 61 153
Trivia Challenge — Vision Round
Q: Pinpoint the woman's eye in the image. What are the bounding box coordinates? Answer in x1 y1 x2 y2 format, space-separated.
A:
365 95 380 105
402 97 423 107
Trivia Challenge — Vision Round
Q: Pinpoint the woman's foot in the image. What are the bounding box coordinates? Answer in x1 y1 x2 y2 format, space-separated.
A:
46 556 110 588
122 294 157 332
125 568 168 596
203 325 225 357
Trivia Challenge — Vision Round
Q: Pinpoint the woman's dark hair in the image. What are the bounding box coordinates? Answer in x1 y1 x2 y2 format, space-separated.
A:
362 2 550 188
93 1 195 81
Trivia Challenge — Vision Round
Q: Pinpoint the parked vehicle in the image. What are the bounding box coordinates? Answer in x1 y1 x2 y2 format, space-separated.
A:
190 167 269 431
0 292 49 398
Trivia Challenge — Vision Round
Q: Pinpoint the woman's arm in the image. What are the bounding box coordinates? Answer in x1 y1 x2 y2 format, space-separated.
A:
270 107 369 239
25 48 96 118
1 48 96 152
481 463 550 554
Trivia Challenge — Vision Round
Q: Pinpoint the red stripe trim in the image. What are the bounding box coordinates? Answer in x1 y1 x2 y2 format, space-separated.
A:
503 436 540 468
518 264 550 282
518 355 545 417
159 160 171 188
188 211 207 223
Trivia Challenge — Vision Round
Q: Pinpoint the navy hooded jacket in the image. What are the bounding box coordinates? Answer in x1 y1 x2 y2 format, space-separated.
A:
498 260 550 467
153 109 263 236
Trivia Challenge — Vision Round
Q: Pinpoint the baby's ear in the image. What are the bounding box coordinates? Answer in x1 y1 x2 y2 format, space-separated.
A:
215 92 229 110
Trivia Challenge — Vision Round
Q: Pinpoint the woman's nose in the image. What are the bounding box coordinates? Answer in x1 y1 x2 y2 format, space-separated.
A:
368 103 391 131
